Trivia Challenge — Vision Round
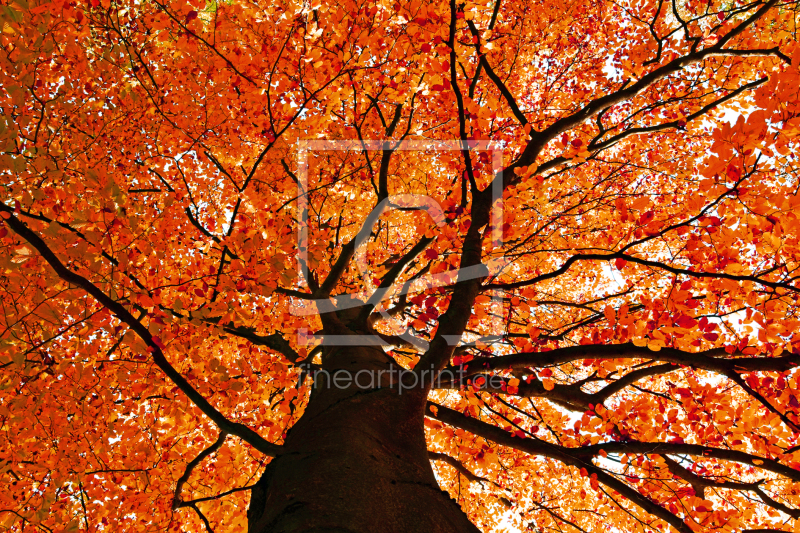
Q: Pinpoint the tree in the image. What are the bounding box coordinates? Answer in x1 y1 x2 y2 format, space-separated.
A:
1 0 799 530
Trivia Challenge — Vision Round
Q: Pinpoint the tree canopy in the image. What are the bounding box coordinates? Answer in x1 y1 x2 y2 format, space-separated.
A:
1 0 800 531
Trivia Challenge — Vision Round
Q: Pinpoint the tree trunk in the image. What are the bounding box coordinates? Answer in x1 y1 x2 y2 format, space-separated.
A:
246 331 479 533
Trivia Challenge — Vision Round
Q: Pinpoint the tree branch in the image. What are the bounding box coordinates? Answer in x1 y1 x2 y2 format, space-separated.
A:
426 402 693 532
488 252 799 293
429 451 492 485
427 400 800 532
173 432 228 508
0 205 282 457
457 342 799 377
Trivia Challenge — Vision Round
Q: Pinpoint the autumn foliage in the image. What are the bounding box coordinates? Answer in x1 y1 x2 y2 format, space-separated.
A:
2 0 800 531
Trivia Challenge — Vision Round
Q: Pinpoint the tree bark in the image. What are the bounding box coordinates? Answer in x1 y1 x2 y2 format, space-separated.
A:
246 327 480 533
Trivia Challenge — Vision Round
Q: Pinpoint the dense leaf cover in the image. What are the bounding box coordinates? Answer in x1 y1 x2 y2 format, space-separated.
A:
1 0 800 531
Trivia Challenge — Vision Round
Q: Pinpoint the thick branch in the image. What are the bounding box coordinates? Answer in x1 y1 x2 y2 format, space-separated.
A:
427 400 800 531
494 0 781 178
489 252 799 293
458 342 800 377
357 235 434 325
583 77 768 154
434 365 678 412
429 451 492 485
1 205 282 457
426 402 692 532
217 324 301 363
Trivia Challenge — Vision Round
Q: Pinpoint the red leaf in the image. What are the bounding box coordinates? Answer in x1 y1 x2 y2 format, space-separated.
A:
675 315 697 329
186 10 198 22
703 332 719 341
614 257 626 270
